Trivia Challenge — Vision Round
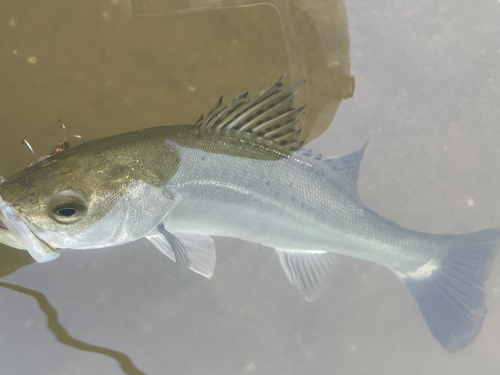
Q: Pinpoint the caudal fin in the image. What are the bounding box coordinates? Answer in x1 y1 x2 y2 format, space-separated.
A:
402 228 500 352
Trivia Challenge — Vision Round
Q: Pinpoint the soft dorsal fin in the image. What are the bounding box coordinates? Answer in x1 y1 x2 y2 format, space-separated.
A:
196 76 306 152
321 141 368 194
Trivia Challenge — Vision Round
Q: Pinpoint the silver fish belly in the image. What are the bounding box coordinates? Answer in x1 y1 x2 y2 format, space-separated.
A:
163 141 432 274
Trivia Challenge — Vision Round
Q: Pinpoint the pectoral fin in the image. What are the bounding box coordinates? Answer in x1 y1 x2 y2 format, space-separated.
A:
146 227 216 279
276 249 339 302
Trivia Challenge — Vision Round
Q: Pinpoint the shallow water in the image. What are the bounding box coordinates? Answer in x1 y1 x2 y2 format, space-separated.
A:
1 0 500 374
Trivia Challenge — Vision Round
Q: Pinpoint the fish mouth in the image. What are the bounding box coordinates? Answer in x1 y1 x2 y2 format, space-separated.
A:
0 194 60 262
0 214 25 250
0 217 7 231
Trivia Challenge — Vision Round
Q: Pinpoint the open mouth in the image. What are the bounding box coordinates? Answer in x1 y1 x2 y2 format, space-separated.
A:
0 195 60 261
0 216 24 250
0 218 7 231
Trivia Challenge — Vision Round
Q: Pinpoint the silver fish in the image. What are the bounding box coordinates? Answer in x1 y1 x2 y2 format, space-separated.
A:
0 77 498 352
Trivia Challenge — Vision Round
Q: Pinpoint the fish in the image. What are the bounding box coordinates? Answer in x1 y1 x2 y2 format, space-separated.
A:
0 77 498 352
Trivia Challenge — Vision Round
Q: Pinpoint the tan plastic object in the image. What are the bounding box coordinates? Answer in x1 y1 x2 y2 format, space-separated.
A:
132 0 354 143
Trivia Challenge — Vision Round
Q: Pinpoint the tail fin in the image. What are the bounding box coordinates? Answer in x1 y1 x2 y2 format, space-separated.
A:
402 228 500 352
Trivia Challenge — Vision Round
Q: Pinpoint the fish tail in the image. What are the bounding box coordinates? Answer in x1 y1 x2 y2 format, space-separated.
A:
401 227 500 352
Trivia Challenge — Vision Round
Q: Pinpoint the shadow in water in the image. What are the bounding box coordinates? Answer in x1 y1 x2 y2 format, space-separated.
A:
0 246 34 279
0 281 148 375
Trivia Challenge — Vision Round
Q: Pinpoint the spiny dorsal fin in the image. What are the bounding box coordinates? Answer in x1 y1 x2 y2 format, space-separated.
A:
196 76 306 151
195 114 204 127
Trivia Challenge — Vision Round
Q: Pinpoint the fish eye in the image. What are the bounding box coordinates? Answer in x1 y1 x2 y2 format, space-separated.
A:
56 208 77 217
48 189 87 224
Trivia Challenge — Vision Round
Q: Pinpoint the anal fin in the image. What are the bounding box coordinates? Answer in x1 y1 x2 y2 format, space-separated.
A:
276 249 339 302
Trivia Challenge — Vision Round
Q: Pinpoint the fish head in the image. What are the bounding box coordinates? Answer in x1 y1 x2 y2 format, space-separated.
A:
0 154 126 259
0 134 179 261
3 155 112 225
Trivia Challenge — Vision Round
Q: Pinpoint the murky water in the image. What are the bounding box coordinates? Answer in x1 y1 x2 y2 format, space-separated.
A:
1 0 499 374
